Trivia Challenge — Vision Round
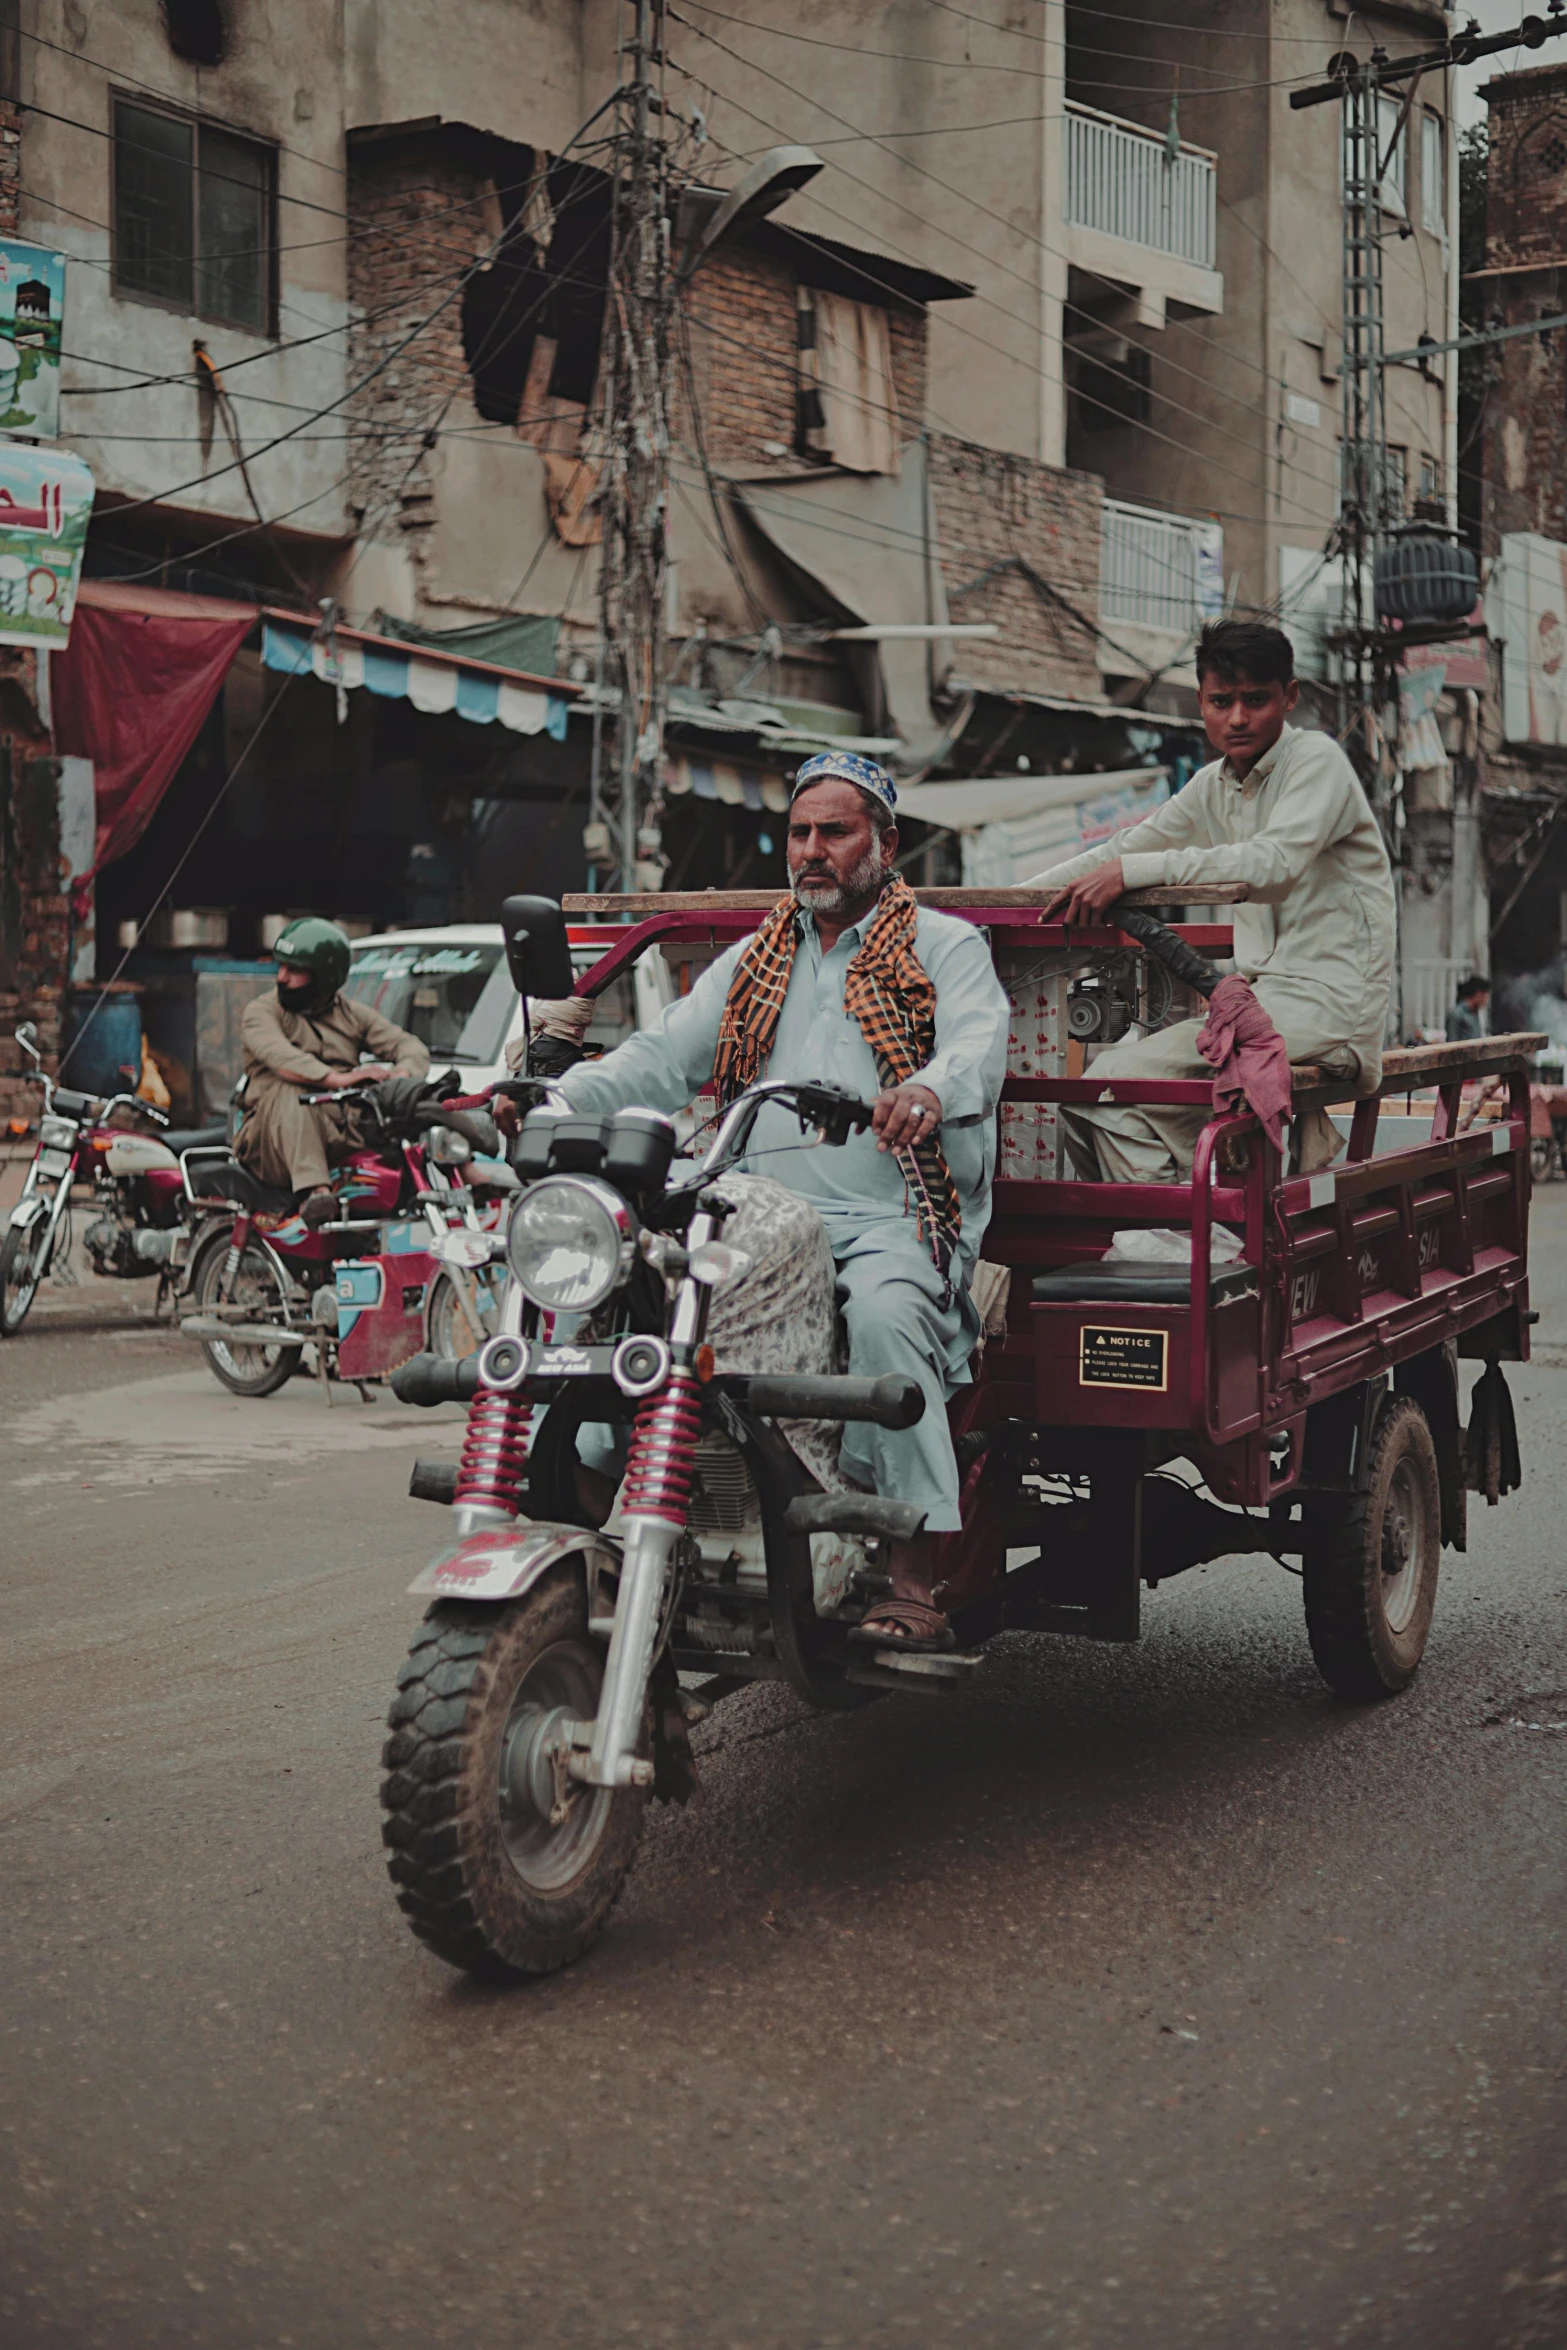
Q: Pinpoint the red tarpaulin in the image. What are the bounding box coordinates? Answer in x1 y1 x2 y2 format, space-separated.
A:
52 578 257 910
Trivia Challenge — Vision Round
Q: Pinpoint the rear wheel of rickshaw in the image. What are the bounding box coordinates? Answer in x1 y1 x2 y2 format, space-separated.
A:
188 1226 299 1398
380 1565 647 1980
1302 1396 1440 1699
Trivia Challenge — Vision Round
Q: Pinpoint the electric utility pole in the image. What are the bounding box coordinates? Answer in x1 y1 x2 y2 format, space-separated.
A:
589 0 674 897
1294 10 1567 746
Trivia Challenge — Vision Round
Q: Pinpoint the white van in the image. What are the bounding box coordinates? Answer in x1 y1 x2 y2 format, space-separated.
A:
343 922 673 1093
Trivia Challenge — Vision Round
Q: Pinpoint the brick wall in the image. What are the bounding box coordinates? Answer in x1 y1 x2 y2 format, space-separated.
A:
929 437 1105 700
0 97 18 235
1482 65 1567 549
683 245 802 468
686 243 928 469
346 134 496 577
0 736 66 1120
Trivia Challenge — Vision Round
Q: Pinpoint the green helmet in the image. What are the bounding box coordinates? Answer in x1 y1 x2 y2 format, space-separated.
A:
271 916 351 1003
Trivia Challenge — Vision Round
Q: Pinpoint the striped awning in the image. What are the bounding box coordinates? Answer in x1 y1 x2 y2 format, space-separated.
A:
261 615 573 739
664 754 790 811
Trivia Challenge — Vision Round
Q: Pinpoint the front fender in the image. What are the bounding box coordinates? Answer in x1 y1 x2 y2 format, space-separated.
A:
7 1193 50 1232
408 1519 621 1605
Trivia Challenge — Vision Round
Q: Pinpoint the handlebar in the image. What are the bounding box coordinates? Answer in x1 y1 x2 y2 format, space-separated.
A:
726 1371 926 1429
696 1078 874 1180
1112 905 1222 1000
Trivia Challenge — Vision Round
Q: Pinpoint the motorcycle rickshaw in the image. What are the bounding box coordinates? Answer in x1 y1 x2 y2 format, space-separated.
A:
381 891 1538 1981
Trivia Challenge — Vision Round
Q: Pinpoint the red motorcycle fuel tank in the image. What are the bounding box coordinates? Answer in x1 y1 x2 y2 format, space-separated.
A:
334 1151 404 1219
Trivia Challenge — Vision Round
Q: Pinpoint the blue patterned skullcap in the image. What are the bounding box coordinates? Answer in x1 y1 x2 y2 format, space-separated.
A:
790 749 897 817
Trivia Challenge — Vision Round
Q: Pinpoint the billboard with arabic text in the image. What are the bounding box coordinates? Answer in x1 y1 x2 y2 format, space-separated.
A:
0 444 94 646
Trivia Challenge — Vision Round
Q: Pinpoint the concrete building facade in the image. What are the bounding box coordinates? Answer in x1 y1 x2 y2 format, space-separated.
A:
0 0 1486 1104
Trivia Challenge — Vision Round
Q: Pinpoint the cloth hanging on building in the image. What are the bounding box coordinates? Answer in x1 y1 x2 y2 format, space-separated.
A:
376 609 561 678
52 578 257 913
798 287 901 476
732 439 962 770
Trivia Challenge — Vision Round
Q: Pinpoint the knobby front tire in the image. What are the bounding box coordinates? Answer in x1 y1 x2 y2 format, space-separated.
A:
381 1567 646 1981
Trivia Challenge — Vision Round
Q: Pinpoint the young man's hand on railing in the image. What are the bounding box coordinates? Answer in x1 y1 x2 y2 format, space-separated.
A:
1037 857 1125 925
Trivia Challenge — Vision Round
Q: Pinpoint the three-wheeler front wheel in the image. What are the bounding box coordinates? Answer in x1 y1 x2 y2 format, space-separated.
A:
380 1565 646 1980
1303 1396 1440 1700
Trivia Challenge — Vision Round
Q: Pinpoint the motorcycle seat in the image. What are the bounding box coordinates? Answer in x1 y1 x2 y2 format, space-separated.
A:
189 1157 297 1215
1031 1262 1259 1307
164 1124 229 1154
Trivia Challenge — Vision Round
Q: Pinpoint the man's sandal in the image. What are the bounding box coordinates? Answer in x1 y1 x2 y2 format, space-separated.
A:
847 1598 955 1653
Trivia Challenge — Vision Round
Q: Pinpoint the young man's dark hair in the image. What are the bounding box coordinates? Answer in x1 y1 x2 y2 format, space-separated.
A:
1195 617 1295 687
1456 973 1490 1002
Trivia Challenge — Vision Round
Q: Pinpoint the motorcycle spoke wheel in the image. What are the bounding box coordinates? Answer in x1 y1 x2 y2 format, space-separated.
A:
191 1231 298 1398
0 1218 49 1335
426 1268 494 1362
381 1568 646 1981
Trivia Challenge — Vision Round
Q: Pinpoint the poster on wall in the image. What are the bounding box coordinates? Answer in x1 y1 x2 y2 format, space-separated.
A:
1492 533 1567 746
0 240 65 439
0 444 94 646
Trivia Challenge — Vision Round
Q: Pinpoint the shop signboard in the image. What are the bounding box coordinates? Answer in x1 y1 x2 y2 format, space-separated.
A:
0 240 66 439
0 443 94 645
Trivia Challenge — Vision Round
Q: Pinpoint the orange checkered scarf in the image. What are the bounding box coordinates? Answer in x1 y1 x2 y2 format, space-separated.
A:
711 875 961 1281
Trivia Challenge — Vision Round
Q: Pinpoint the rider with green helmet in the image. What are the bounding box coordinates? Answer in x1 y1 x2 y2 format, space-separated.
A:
235 917 429 1217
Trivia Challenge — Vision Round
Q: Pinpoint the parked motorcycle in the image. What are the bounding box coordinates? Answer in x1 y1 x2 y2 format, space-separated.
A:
1 1020 225 1335
378 898 941 1980
179 1076 514 1398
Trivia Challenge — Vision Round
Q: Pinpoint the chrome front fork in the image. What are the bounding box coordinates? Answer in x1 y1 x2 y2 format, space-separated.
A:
579 1514 678 1789
573 1221 717 1791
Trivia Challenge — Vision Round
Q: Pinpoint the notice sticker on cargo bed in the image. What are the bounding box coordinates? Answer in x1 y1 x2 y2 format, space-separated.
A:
1079 1325 1168 1391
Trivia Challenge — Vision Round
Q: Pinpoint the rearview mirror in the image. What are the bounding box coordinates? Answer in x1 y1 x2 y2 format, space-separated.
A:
499 894 574 1003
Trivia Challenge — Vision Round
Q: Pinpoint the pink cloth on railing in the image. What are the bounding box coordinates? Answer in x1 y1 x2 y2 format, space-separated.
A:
1195 976 1293 1150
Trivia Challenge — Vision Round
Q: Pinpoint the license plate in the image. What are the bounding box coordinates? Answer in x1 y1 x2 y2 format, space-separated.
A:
36 1148 73 1179
1079 1324 1168 1392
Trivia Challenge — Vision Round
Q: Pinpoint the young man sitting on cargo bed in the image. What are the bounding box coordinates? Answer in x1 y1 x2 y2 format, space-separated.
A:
1028 617 1396 1182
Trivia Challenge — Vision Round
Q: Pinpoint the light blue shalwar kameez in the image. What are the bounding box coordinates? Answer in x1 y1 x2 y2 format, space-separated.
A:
556 902 1011 1530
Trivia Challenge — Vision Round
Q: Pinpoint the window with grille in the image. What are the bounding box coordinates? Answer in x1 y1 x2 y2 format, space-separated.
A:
1339 439 1407 523
1421 111 1445 235
112 97 275 335
1377 96 1408 217
1346 97 1410 215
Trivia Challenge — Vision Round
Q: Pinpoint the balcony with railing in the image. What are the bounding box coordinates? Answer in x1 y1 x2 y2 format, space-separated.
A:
1063 102 1223 322
1098 498 1224 676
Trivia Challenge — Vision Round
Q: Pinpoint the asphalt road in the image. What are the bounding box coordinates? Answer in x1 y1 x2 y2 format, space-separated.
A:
3 1197 1566 2350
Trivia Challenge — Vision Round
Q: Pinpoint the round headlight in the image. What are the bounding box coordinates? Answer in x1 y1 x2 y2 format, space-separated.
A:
427 1123 473 1166
505 1176 635 1313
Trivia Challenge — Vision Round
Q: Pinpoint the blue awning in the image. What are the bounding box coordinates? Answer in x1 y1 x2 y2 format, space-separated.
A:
262 617 572 740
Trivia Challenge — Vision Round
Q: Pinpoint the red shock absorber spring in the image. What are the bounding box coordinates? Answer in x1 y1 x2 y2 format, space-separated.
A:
620 1369 704 1523
452 1387 531 1516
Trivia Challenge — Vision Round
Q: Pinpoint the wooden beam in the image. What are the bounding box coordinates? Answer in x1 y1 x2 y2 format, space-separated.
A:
562 884 1248 915
1291 1033 1547 1105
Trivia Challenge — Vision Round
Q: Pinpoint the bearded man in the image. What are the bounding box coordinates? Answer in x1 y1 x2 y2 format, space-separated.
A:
541 752 1012 1652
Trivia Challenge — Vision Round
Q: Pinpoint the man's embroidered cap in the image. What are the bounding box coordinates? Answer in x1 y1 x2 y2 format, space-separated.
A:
790 750 897 818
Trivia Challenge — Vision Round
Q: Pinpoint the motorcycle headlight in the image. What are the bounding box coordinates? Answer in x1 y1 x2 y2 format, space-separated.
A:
426 1123 473 1166
505 1176 635 1313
